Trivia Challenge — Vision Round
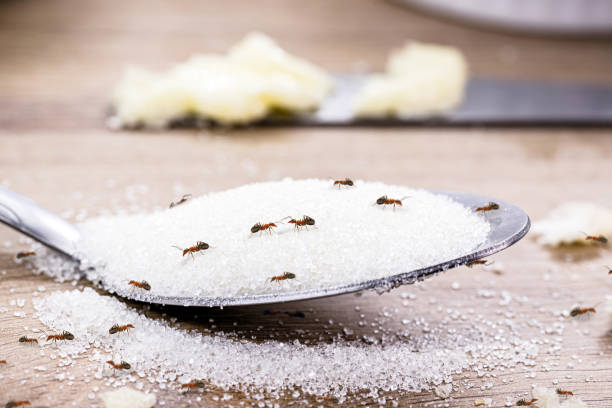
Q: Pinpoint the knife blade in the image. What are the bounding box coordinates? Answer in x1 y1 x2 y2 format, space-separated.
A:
264 76 612 126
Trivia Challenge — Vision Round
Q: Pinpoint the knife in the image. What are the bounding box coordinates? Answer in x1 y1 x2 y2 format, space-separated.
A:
264 76 612 126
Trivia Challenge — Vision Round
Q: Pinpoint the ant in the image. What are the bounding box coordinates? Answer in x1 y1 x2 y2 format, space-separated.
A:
606 266 612 275
251 222 278 235
465 259 491 268
516 398 538 406
283 216 315 231
128 280 151 291
0 360 6 365
332 178 354 188
15 251 35 259
556 389 574 396
374 195 409 210
6 401 31 408
570 306 596 319
270 272 296 283
181 380 206 390
173 241 210 259
46 331 74 342
580 232 608 244
169 194 192 208
18 336 38 344
109 324 134 335
106 360 131 370
475 202 500 212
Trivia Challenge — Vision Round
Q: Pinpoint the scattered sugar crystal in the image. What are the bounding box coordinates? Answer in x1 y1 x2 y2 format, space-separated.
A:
434 383 453 399
34 288 540 400
17 298 25 307
31 179 489 302
101 387 156 408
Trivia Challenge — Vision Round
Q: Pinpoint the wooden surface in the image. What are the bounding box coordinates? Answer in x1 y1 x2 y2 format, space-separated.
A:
1 1 612 407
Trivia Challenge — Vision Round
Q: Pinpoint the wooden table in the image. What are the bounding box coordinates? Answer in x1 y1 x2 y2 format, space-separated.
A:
1 1 611 407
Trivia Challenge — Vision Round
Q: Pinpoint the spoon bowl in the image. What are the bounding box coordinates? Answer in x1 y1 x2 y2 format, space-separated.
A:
0 186 530 307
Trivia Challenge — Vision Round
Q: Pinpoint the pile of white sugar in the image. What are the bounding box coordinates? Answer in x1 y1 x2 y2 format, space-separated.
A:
44 179 490 300
33 288 539 402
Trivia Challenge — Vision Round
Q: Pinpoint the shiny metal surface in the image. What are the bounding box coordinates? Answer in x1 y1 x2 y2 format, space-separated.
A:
266 76 612 126
0 186 530 307
0 186 80 257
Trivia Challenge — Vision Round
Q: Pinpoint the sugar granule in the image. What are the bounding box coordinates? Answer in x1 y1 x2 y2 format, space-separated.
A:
101 387 156 408
31 179 490 302
34 288 540 401
531 386 588 408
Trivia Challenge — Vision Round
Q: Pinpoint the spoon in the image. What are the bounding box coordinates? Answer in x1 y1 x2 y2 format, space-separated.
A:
0 185 530 307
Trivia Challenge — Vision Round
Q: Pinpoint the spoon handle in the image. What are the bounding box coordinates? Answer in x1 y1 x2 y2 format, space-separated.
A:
0 186 80 257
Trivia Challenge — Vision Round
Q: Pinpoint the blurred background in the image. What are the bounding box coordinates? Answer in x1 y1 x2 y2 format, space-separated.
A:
1 0 612 130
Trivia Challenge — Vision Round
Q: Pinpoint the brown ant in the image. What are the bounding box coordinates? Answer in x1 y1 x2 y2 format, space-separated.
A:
270 272 296 283
15 251 35 259
570 306 596 319
46 331 74 342
556 389 574 396
6 401 31 408
18 336 38 344
251 222 278 235
580 232 608 244
374 195 409 210
181 380 206 390
169 194 192 208
607 266 612 275
332 178 354 188
109 324 135 335
0 360 6 365
128 280 151 291
465 259 491 268
475 202 500 212
173 241 210 259
283 216 315 231
516 398 538 406
106 360 131 370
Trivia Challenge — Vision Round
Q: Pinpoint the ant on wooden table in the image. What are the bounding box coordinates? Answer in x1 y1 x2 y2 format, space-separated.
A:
106 360 131 370
516 398 538 406
580 231 608 244
15 251 35 259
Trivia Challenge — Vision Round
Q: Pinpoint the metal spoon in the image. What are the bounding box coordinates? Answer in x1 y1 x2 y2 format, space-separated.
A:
0 186 530 307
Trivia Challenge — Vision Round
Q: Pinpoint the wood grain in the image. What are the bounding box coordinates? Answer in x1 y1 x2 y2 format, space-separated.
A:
1 0 612 407
1 0 611 130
